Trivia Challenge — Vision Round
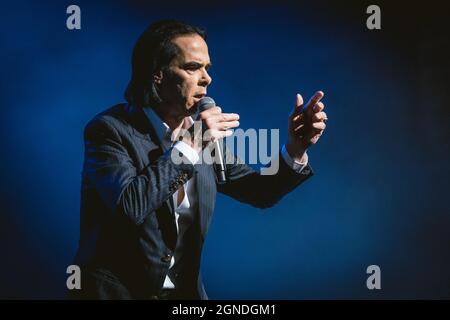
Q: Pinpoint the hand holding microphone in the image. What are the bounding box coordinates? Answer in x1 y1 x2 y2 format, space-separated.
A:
179 97 240 183
196 97 239 143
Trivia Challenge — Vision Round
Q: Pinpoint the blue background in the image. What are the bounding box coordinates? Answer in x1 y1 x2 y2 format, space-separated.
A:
0 0 449 299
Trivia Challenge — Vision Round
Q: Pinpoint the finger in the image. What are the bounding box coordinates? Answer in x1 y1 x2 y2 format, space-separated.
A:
292 112 303 123
310 134 321 144
213 113 240 122
312 122 326 131
209 129 234 141
223 130 234 138
296 123 325 136
216 120 240 131
305 91 324 114
205 106 222 114
313 102 325 113
200 106 222 118
294 123 304 132
312 111 328 122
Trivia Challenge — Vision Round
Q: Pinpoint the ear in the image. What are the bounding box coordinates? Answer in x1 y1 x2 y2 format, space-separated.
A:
153 70 163 84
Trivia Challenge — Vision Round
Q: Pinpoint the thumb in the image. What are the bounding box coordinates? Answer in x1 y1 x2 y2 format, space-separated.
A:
296 93 304 110
290 93 304 118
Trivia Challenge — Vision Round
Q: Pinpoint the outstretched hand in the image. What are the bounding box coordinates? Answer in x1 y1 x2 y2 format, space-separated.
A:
286 91 327 161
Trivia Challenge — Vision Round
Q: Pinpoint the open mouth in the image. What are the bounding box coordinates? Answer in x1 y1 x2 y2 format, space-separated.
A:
193 93 206 101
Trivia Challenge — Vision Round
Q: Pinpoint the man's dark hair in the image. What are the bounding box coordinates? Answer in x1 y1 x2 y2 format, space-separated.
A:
124 20 206 108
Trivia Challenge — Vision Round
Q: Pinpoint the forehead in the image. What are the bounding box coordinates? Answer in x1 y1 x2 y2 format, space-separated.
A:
171 34 210 63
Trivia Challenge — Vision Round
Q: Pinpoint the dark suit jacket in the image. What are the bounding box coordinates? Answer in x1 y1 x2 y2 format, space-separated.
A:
70 103 313 299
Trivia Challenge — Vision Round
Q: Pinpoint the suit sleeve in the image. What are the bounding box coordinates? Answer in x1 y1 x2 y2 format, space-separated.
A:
217 144 313 209
82 118 195 225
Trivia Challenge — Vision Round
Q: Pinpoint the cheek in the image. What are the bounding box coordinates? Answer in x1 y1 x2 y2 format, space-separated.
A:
178 80 197 100
175 85 190 104
169 71 198 104
181 79 196 94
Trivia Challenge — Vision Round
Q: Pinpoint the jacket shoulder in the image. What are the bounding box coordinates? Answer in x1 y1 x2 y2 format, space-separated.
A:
84 103 131 136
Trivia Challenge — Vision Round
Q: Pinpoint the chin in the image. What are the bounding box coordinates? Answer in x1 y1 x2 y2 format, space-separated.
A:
186 105 197 117
186 100 196 112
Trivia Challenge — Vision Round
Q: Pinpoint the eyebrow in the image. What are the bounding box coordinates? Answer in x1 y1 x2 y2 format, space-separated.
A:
182 61 212 69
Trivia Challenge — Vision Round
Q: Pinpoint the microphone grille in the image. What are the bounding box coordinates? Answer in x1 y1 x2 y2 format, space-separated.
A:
197 96 216 112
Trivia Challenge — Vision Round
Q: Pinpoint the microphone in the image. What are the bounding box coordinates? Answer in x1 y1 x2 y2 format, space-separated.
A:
196 97 227 184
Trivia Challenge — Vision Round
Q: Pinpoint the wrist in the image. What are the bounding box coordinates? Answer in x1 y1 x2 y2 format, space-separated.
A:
285 143 306 160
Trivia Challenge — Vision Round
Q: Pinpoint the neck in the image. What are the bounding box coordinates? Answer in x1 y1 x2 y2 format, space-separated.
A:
152 103 185 131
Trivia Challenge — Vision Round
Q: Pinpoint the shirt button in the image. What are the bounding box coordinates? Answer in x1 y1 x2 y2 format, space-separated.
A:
161 254 172 263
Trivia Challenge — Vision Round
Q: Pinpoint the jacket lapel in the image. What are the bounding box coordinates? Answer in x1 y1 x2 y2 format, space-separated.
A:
195 162 217 238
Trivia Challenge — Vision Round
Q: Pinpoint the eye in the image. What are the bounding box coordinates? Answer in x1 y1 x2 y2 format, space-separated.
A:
184 63 201 71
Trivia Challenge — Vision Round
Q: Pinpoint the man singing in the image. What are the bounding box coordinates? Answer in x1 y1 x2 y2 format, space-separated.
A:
71 20 328 299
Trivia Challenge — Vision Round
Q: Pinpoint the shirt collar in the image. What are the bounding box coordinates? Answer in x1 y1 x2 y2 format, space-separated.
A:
142 106 195 145
142 106 170 144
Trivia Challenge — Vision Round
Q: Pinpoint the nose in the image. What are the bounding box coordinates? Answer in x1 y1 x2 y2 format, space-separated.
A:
199 68 212 87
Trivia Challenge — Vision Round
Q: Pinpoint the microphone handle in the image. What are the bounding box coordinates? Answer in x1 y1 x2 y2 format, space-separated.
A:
212 139 227 184
196 97 227 184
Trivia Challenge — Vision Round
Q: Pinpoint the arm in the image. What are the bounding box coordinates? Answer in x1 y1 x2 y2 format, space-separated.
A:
82 118 195 225
217 89 328 208
217 145 313 209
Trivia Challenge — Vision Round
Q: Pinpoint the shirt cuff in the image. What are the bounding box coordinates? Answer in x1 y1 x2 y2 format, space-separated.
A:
173 141 200 165
281 144 308 173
